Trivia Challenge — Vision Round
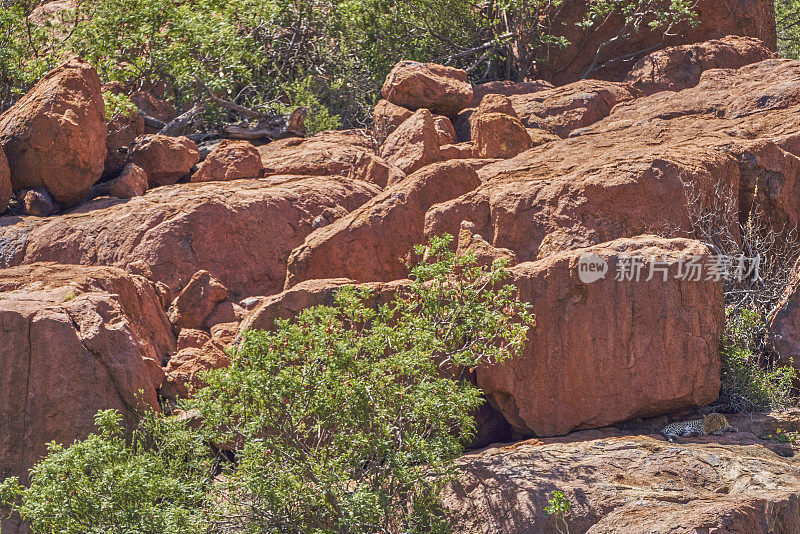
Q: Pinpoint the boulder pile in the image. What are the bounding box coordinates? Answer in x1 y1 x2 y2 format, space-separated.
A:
3 24 800 533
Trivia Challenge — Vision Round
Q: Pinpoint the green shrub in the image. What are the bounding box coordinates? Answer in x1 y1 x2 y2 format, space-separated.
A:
777 0 800 59
1 235 534 533
719 307 798 412
103 91 138 120
0 410 214 534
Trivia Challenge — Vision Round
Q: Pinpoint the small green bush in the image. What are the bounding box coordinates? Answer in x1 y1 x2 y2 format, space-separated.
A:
1 235 534 533
103 91 138 120
719 307 798 413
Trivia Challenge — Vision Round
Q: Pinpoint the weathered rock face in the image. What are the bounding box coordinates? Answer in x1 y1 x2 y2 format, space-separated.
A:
432 115 457 146
381 61 472 117
258 134 398 188
625 35 776 95
18 188 56 217
94 162 148 198
0 146 9 214
127 134 200 187
535 0 776 85
471 80 554 107
442 411 800 534
167 270 229 332
508 79 635 137
374 99 413 142
0 176 380 300
427 59 800 264
0 263 173 483
104 111 145 179
0 58 106 205
477 236 723 437
191 140 263 182
379 108 441 174
285 160 482 287
768 277 800 369
473 113 532 159
129 90 177 126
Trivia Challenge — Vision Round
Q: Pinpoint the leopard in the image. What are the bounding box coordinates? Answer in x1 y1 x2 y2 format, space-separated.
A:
662 413 738 443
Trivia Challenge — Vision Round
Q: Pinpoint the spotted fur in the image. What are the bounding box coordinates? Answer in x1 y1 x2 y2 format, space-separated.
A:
662 413 738 443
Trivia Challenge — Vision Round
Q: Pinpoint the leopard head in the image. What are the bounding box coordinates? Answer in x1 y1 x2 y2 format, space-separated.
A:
703 413 729 434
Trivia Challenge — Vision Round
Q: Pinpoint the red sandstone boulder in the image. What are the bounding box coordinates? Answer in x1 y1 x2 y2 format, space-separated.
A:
374 99 413 142
165 344 230 394
433 115 457 146
625 36 776 95
456 221 518 268
104 110 145 179
101 162 148 198
379 108 440 174
167 270 229 332
443 412 800 534
508 79 635 137
477 236 723 437
471 80 554 107
130 90 178 128
127 134 200 187
0 147 11 214
526 128 560 147
258 134 398 188
381 61 472 117
473 113 532 159
0 58 106 205
191 140 263 182
439 142 475 161
285 160 481 286
0 176 380 299
0 263 174 483
18 188 56 216
475 94 518 117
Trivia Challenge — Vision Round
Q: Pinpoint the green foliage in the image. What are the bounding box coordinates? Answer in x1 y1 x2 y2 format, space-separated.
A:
719 307 798 413
0 410 214 533
195 234 534 532
2 235 534 533
103 91 138 120
544 490 571 534
760 426 799 442
777 0 800 58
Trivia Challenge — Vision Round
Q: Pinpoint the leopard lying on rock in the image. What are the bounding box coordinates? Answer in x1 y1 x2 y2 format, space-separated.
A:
662 413 738 443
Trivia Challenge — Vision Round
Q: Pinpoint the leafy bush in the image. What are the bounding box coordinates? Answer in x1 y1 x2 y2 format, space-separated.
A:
777 0 800 58
1 235 534 533
544 490 571 534
103 91 138 120
719 307 798 413
0 410 214 534
0 0 698 128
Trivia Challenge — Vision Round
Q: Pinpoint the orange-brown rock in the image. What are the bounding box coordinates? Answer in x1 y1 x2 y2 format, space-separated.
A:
433 115 457 146
526 128 560 147
0 263 173 483
374 99 413 142
285 160 482 286
258 134 396 187
191 140 262 183
104 111 145 179
127 134 200 187
19 188 56 217
426 59 800 263
379 108 440 174
239 278 408 333
165 344 230 394
439 142 475 161
0 146 9 214
470 80 554 107
167 270 228 332
768 276 800 369
381 61 472 117
456 221 517 268
0 176 380 300
475 93 518 118
103 162 148 198
625 36 776 95
533 0 776 85
0 58 106 205
508 79 636 137
176 328 211 351
476 236 723 437
473 112 532 159
307 129 377 151
130 90 177 128
443 411 800 533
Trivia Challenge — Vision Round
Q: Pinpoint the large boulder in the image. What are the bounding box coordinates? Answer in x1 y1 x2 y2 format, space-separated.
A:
379 108 441 174
477 236 724 437
374 99 413 142
625 35 776 95
0 263 173 483
167 270 229 332
381 61 472 117
0 176 380 300
0 58 106 205
0 146 10 214
285 160 482 287
426 59 800 264
473 113 532 159
191 139 263 182
471 80 554 107
442 411 800 533
259 134 401 188
127 134 200 187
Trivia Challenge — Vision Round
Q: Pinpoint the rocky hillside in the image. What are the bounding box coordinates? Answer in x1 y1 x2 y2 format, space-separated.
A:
2 11 800 532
